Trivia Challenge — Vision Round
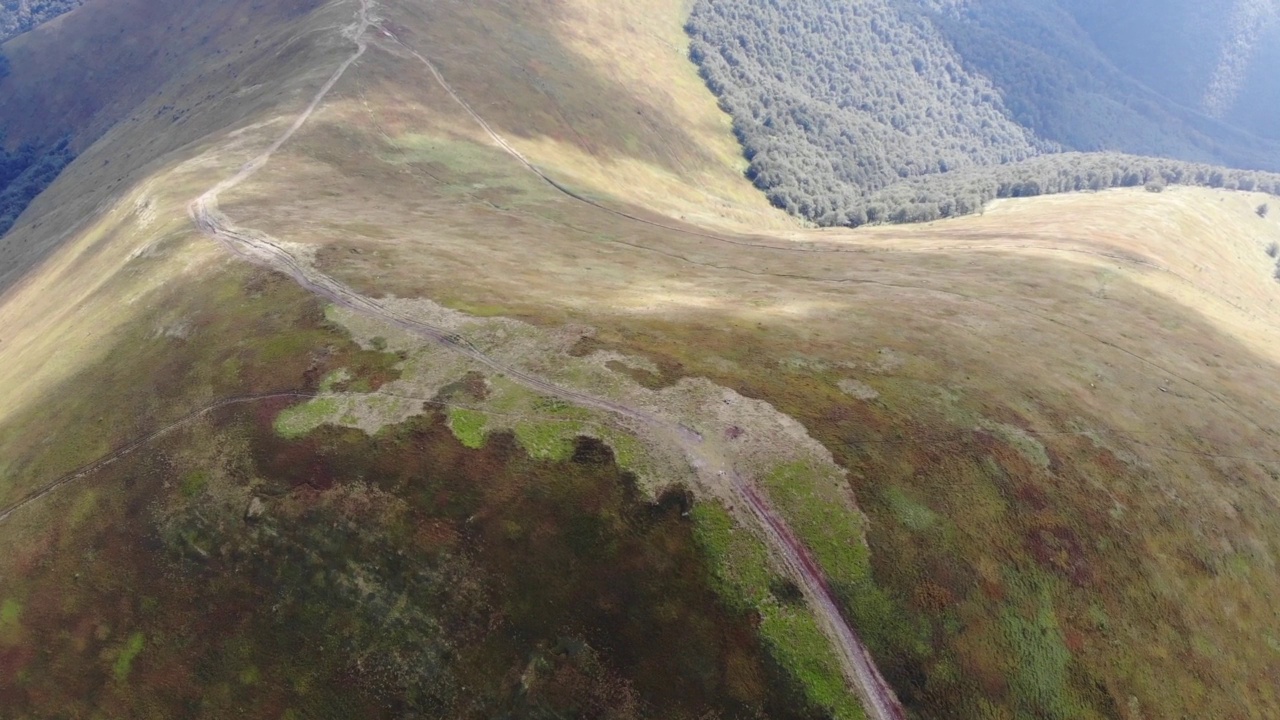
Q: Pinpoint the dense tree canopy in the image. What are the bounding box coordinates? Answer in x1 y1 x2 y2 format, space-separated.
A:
686 0 1051 222
1 0 85 42
850 152 1280 226
0 133 74 236
687 0 1280 228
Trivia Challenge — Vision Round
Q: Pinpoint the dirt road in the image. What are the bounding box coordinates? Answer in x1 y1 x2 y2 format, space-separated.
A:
186 1 907 717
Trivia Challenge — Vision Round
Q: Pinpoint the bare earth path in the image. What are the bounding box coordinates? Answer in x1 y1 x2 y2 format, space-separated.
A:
379 21 1270 445
0 392 313 524
0 385 602 525
188 0 907 717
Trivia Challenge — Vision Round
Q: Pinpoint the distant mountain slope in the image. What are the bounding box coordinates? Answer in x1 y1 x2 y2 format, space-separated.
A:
0 134 72 235
1062 0 1280 139
0 0 84 42
0 0 91 238
1234 30 1280 139
924 0 1280 168
688 0 1280 226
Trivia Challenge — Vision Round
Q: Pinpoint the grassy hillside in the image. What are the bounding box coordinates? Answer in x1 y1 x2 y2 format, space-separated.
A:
0 0 331 293
3 0 1280 718
0 0 832 716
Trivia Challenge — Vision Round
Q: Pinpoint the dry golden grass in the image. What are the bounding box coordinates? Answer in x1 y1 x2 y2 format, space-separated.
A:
375 0 792 231
0 0 325 148
0 0 377 424
3 0 1280 716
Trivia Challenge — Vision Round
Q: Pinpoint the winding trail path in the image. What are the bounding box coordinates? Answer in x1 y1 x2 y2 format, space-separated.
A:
0 392 312 524
0 385 622 525
736 480 906 720
188 1 907 717
377 19 1274 442
3 2 1273 714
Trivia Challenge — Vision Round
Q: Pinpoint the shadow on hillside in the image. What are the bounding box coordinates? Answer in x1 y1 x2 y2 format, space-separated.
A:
0 0 328 297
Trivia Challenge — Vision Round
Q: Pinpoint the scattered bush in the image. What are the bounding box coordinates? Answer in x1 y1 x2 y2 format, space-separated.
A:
1266 242 1279 259
1145 180 1166 193
1259 203 1270 219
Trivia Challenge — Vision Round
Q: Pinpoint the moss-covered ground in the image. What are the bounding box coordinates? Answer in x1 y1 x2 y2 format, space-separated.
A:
693 502 866 720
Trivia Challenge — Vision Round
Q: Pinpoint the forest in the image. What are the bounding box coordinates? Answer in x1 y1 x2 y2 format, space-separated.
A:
1 0 84 42
846 151 1280 226
687 0 1280 228
0 0 83 238
0 134 74 236
686 0 1051 223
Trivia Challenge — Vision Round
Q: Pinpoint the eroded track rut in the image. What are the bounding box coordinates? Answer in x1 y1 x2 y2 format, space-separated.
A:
190 1 907 716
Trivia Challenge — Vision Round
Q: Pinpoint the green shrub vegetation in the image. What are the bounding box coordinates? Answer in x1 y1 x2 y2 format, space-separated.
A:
1000 577 1084 719
179 470 209 498
273 397 339 439
513 419 582 461
111 632 145 682
0 598 20 628
692 502 866 720
445 408 487 449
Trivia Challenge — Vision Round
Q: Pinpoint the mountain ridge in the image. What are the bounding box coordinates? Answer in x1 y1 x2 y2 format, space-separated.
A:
2 0 1280 718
